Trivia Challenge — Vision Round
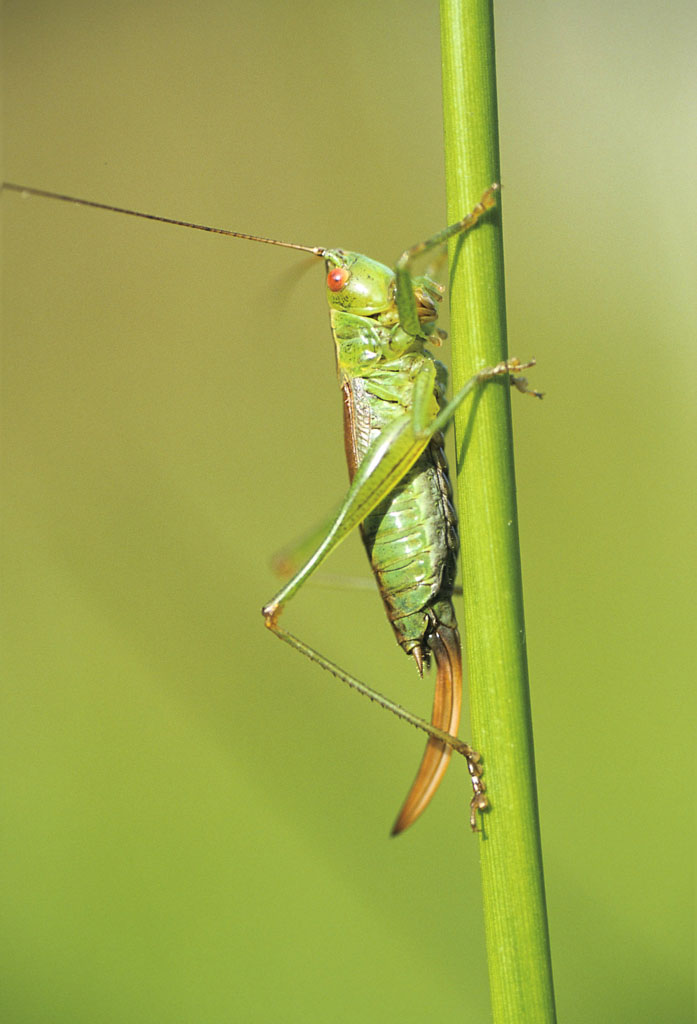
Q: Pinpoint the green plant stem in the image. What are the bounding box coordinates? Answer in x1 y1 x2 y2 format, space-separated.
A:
440 2 557 1022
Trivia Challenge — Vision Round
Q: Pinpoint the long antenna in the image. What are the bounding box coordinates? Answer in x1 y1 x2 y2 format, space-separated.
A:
2 183 325 257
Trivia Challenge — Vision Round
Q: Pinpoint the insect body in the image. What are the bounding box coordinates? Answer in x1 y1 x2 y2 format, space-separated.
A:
325 249 462 833
3 181 539 834
261 189 540 834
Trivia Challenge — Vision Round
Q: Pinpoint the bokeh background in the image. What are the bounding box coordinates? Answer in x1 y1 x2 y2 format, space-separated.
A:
2 1 694 1021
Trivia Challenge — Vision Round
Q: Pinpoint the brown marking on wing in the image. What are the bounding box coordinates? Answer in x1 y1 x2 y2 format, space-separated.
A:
342 381 360 481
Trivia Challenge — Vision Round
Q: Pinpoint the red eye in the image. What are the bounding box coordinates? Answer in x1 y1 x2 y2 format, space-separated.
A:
327 266 350 292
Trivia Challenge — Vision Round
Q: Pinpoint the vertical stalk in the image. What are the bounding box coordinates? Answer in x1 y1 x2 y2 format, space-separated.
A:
439 2 557 1022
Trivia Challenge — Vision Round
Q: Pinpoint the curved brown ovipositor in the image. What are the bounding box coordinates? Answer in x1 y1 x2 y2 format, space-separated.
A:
390 624 462 836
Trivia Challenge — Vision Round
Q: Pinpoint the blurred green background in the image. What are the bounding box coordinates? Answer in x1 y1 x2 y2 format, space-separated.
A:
2 1 694 1021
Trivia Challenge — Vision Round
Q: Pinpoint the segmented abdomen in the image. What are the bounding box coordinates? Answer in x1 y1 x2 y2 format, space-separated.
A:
343 376 459 656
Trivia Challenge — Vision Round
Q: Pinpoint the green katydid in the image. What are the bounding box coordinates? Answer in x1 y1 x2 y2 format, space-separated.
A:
3 181 540 834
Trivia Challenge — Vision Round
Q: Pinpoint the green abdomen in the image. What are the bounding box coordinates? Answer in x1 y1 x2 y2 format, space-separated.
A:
345 378 459 656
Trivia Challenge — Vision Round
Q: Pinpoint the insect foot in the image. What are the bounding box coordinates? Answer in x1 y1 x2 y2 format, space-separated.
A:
480 358 543 400
512 376 544 398
466 755 488 832
469 788 489 832
450 739 488 831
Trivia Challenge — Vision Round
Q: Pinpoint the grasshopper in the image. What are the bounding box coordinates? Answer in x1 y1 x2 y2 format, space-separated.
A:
3 181 539 834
